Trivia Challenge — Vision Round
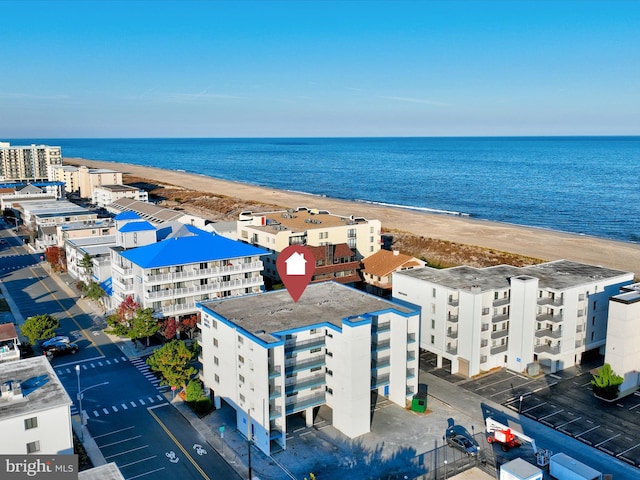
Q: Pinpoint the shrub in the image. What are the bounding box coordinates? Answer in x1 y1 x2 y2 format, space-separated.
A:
193 397 213 415
185 379 204 403
591 363 623 400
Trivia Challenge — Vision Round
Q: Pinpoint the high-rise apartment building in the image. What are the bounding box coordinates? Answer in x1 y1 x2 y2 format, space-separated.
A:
0 142 62 182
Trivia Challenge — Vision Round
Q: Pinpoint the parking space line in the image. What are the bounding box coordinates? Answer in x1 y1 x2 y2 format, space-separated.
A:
104 445 149 460
99 435 143 449
299 431 313 437
617 442 640 457
595 433 620 447
522 402 546 413
556 416 582 428
629 403 640 410
294 427 305 433
576 425 600 437
118 455 157 469
539 409 563 421
124 467 166 480
92 426 135 439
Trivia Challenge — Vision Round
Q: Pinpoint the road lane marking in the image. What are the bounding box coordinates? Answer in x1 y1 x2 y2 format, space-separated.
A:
147 408 210 480
156 395 164 401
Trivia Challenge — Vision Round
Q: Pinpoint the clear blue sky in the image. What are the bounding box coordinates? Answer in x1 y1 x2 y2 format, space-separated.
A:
1 0 638 138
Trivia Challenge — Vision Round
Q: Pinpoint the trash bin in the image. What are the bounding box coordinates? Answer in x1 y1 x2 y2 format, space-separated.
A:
411 393 427 412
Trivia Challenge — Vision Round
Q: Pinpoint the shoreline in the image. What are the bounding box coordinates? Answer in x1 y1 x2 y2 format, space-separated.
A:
65 157 640 275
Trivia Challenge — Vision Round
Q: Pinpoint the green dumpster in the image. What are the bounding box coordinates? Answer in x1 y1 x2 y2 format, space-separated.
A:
411 393 427 412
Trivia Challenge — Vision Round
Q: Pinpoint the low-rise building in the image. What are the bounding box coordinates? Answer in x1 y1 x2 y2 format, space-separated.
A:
51 164 80 195
106 197 208 229
237 207 381 284
92 184 149 208
77 166 122 199
0 356 73 454
197 282 419 455
307 243 361 285
362 249 425 297
393 260 634 376
0 323 20 363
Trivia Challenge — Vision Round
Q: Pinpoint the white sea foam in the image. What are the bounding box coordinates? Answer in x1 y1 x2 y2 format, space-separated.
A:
356 199 470 217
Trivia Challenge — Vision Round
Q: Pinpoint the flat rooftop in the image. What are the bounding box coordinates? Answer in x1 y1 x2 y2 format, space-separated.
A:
396 259 632 291
200 282 415 343
0 356 72 419
243 207 370 234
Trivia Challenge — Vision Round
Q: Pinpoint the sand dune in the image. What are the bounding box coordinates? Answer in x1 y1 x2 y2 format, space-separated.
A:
67 158 640 276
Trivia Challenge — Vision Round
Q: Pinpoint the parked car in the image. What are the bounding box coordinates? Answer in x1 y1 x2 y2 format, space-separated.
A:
42 336 70 348
446 423 479 456
44 342 78 358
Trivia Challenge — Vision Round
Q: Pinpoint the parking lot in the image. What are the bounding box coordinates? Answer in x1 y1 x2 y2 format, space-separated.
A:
420 351 640 469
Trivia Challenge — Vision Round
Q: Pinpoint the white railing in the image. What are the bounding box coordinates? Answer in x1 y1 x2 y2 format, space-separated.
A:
144 277 263 299
145 262 263 283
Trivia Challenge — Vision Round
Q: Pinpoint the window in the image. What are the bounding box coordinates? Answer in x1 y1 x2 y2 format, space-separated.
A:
26 441 40 454
214 356 219 366
430 335 435 345
431 304 436 314
593 301 597 310
310 347 322 354
24 417 38 430
239 393 245 402
311 366 322 372
432 288 436 298
431 319 435 329
213 338 218 347
214 374 220 383
238 335 244 344
238 355 245 364
239 374 245 383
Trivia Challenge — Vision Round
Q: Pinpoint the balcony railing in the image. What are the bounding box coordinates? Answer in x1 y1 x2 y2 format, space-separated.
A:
448 297 459 306
537 313 564 323
371 356 391 370
284 357 325 375
537 297 564 307
285 337 325 355
269 405 282 420
490 344 508 355
446 345 458 355
372 322 391 333
490 329 509 340
371 339 390 352
285 374 325 394
285 392 325 414
372 373 390 388
446 314 459 323
407 333 417 344
492 313 510 323
492 297 510 307
145 262 263 283
268 365 282 378
446 329 458 339
145 277 262 299
534 344 561 355
534 328 563 339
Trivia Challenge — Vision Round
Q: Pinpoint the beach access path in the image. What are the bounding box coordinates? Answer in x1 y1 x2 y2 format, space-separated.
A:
67 158 640 276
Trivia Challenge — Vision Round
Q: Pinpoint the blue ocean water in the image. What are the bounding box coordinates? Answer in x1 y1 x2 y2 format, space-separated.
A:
10 137 640 243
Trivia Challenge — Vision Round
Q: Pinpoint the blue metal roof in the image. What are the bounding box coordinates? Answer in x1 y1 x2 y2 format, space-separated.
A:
121 231 268 268
119 221 156 232
114 211 142 221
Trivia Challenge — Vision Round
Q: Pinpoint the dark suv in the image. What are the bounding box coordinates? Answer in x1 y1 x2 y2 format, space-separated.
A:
44 342 79 358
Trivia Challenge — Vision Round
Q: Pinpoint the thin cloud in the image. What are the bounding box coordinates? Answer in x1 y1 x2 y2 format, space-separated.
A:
382 96 450 107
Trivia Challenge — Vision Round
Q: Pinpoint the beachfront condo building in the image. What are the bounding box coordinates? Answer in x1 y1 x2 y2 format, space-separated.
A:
77 165 123 199
393 260 634 377
605 282 640 397
237 207 381 284
51 164 81 194
0 142 62 182
109 216 267 319
197 282 419 455
0 356 74 455
92 184 149 208
362 249 426 298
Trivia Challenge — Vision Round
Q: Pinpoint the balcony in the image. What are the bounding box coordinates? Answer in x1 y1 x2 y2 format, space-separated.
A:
534 328 563 339
534 344 561 355
481 323 489 332
490 344 508 355
269 405 282 420
268 365 282 378
447 297 459 307
269 386 282 399
446 345 458 355
537 313 564 323
371 339 390 352
285 337 325 355
407 333 417 344
145 262 263 283
285 392 325 414
371 355 391 370
372 322 391 334
154 301 197 317
492 297 510 307
372 373 390 389
406 368 416 379
446 314 459 323
145 277 263 300
537 296 564 307
490 329 509 340
284 357 325 375
492 313 510 323
0 345 20 362
285 374 325 394
446 329 458 339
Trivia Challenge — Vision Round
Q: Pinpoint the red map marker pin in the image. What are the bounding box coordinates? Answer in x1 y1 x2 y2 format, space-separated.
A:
276 245 316 302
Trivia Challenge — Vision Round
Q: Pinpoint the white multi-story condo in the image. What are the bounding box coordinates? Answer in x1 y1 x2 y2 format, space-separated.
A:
77 165 123 199
197 282 419 455
110 219 267 319
92 184 149 208
606 282 640 397
0 356 73 454
51 164 80 194
0 142 62 182
237 207 381 283
393 260 634 376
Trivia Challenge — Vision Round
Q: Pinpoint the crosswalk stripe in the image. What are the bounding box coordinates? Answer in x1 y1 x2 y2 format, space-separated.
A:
82 364 88 370
122 403 128 410
148 397 154 403
156 395 164 401
113 358 119 363
105 360 111 365
130 401 137 407
94 410 99 417
139 399 145 405
102 408 109 415
90 363 95 368
112 406 118 412
66 368 71 374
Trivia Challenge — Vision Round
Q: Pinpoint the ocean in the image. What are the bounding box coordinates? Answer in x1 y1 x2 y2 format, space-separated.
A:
10 136 640 243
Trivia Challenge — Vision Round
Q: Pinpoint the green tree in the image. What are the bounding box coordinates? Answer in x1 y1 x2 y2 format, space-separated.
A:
146 340 196 390
106 298 159 347
79 253 93 277
591 363 624 400
20 314 60 345
85 281 106 303
185 378 204 402
130 307 160 347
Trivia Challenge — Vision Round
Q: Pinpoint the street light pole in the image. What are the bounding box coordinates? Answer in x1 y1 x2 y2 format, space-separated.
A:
75 365 83 441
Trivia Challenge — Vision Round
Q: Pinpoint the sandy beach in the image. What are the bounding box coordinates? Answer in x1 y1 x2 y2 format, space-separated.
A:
67 158 640 276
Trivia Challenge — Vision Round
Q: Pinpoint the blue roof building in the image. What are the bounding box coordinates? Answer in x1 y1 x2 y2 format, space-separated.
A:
110 226 268 319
